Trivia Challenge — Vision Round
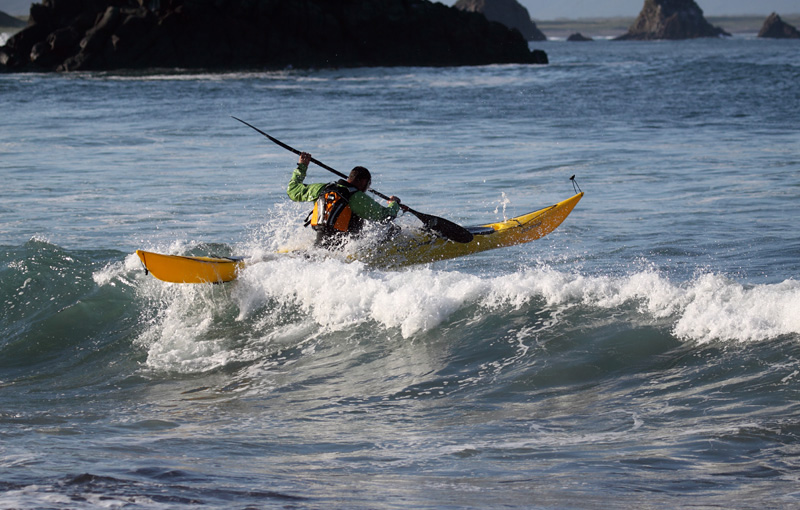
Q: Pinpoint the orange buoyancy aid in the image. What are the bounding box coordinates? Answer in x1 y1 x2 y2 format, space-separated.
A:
309 181 364 233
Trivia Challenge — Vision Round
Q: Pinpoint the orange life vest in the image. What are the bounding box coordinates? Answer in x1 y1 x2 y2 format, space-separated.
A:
309 181 363 233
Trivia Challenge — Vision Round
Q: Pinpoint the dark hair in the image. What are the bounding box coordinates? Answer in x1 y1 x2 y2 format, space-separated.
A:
348 166 371 183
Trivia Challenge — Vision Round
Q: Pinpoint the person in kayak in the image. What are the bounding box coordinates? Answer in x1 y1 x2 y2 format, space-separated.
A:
288 151 401 248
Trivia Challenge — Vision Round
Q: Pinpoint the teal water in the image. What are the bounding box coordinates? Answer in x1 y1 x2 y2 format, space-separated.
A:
2 38 800 509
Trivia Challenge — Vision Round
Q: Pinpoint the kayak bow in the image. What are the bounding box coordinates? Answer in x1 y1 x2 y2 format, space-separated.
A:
136 250 244 284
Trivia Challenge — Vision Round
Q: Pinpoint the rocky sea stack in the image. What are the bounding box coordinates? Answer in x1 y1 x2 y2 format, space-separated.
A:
454 0 546 41
758 13 800 39
616 0 730 40
0 0 548 72
567 33 593 42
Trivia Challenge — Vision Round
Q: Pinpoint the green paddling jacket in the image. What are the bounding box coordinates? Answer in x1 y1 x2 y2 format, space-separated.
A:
287 162 400 224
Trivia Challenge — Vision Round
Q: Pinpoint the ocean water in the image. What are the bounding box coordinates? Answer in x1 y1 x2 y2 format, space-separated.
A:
2 36 800 509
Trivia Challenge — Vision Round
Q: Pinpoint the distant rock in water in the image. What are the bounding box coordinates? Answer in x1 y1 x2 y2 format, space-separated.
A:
616 0 730 40
0 0 548 72
567 33 593 42
454 0 547 41
0 10 26 29
758 13 800 39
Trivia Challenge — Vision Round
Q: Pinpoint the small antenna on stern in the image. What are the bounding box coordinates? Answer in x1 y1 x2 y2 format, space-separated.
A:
570 175 582 194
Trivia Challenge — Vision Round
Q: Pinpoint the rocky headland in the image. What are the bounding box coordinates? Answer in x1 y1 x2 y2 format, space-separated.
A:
0 0 548 72
454 0 546 41
0 10 26 29
616 0 730 40
758 13 800 39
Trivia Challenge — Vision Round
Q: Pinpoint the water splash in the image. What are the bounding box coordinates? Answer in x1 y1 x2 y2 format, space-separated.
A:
121 251 800 374
493 192 511 222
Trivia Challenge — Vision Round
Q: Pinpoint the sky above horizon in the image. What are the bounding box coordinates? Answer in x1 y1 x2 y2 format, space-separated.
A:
2 0 799 18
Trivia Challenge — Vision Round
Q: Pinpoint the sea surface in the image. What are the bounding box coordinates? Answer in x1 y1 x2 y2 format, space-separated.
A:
2 36 800 509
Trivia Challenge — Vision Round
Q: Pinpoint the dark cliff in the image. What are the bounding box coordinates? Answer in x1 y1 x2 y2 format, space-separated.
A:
1 0 548 72
0 10 26 29
454 0 547 42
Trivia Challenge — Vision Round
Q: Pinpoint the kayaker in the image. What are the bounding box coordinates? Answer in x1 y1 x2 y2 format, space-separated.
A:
288 151 401 248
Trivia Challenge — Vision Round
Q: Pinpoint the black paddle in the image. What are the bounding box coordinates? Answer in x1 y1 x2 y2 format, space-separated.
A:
232 116 474 243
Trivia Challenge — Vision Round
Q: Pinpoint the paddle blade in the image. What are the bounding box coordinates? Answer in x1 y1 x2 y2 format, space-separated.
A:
410 209 474 243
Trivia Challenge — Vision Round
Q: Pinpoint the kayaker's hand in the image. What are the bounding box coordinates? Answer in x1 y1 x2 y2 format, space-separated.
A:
298 152 311 166
389 196 401 205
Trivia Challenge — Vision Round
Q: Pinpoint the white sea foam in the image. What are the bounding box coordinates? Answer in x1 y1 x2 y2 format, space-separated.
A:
126 249 800 373
236 256 484 337
523 267 800 344
672 274 800 343
132 277 249 373
235 259 800 345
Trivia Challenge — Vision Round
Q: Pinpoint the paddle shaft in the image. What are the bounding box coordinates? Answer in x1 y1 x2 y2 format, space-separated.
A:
231 116 472 218
232 117 473 243
232 117 391 198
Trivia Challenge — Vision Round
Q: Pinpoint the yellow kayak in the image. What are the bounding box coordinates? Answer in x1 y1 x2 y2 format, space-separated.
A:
137 192 583 283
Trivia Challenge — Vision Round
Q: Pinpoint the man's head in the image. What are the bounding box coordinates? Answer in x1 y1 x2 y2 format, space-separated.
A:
347 166 372 192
